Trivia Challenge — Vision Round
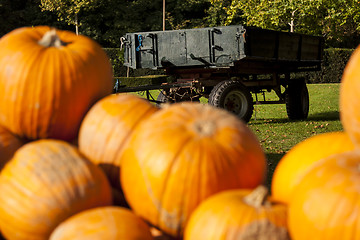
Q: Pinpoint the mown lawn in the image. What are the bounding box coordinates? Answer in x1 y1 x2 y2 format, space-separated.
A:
135 83 342 187
247 83 342 186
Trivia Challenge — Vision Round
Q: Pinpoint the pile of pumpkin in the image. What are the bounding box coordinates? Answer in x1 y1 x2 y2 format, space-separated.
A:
0 26 359 240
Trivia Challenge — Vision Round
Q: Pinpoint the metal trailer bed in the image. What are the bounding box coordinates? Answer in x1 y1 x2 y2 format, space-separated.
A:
118 25 324 122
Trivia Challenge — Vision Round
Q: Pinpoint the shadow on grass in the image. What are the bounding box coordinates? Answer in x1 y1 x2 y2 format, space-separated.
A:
307 110 340 121
264 153 285 190
249 110 340 125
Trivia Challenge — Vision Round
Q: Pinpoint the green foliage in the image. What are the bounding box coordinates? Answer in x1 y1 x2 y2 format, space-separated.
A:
38 0 211 46
103 48 124 78
204 0 233 26
301 48 354 83
165 0 211 29
215 0 360 48
39 0 101 25
80 0 211 46
2 0 360 48
0 0 70 37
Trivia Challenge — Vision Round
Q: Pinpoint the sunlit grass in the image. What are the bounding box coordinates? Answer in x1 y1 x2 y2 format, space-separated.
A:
248 83 342 186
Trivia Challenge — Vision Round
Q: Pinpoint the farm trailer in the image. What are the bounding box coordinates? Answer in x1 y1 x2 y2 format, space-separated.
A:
116 25 324 122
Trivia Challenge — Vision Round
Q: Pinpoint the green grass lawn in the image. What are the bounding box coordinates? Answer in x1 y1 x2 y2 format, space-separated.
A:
247 83 342 186
135 83 342 187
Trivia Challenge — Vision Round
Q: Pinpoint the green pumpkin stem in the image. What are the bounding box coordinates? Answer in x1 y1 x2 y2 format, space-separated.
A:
243 185 269 207
38 29 65 48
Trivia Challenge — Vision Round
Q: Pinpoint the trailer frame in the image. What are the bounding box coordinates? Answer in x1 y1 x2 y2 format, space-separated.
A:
116 25 324 122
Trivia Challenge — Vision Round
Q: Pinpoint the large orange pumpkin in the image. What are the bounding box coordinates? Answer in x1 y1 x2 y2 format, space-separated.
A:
0 124 24 170
120 102 267 237
340 45 360 147
184 186 290 240
288 150 360 240
0 139 113 240
0 26 113 141
49 206 154 240
271 131 354 204
78 93 158 190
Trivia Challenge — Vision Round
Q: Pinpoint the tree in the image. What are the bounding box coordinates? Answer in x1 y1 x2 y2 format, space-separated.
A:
165 0 211 29
321 0 360 47
213 0 360 48
0 0 68 38
204 0 234 27
40 0 101 35
77 0 164 46
220 0 324 33
76 0 211 47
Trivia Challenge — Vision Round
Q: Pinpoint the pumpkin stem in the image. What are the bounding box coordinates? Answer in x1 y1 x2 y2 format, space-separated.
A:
38 29 65 48
193 120 216 137
243 185 269 208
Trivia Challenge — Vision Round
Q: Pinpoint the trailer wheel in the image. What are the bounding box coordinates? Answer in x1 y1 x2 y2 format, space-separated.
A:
208 80 254 122
285 79 309 120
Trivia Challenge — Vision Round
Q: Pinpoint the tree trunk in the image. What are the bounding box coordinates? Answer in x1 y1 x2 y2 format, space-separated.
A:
75 13 79 35
163 0 165 31
288 10 296 33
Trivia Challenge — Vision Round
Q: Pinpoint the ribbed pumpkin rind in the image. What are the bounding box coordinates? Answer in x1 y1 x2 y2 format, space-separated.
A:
288 150 360 240
78 93 158 189
49 206 153 240
184 189 290 240
0 139 113 240
0 125 24 170
120 102 267 237
271 131 354 204
0 26 113 141
340 46 360 147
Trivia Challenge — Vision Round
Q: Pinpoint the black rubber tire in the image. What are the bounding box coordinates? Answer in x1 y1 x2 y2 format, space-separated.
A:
208 80 254 122
285 79 309 120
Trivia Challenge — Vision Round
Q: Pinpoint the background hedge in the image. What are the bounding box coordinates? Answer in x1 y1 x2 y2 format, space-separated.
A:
300 48 354 83
104 48 355 84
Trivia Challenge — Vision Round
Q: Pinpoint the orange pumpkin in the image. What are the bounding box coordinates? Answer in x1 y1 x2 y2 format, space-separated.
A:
184 186 290 240
271 131 354 204
288 150 360 240
49 206 153 240
0 139 113 240
0 26 113 141
0 124 24 170
340 45 360 147
78 93 158 190
120 102 267 237
150 227 174 240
